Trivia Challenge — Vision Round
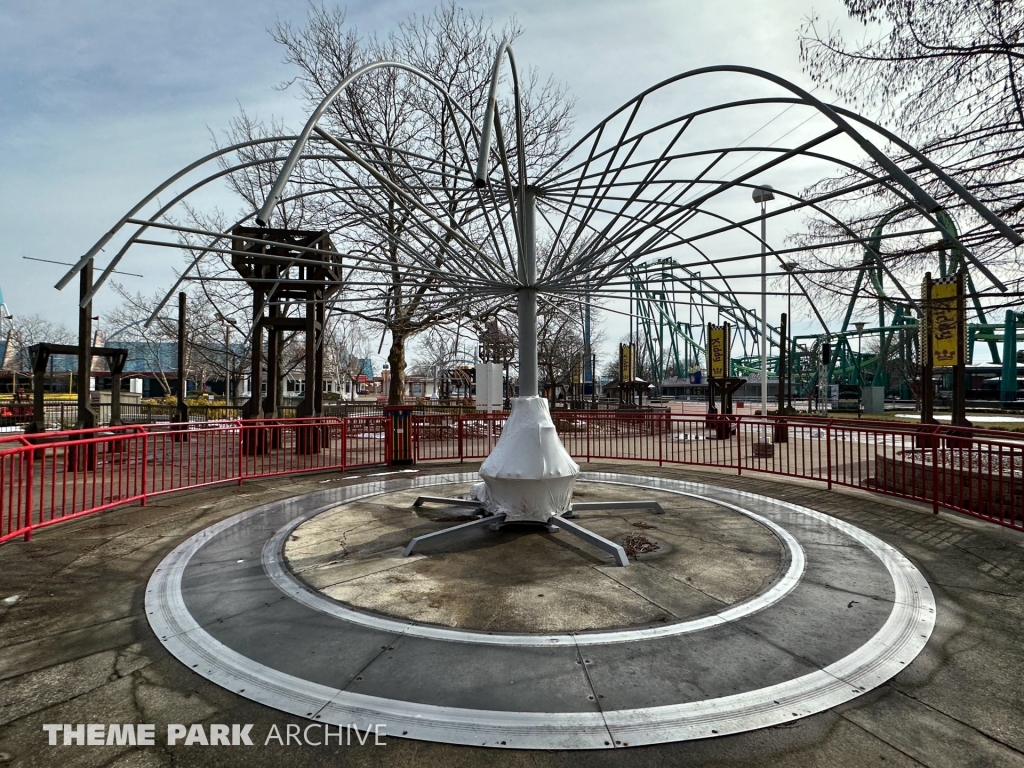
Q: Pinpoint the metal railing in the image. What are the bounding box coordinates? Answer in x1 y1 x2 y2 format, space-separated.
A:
0 400 484 430
1 412 1021 544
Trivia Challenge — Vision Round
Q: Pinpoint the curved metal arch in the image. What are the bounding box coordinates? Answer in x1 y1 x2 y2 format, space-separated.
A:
549 91 1020 253
532 179 846 334
308 124 516 286
533 65 1018 294
474 39 526 191
538 65 990 229
119 159 498 326
545 144 972 315
256 60 484 227
557 186 846 330
544 120 999 296
85 150 363 307
55 134 307 291
539 140 918 275
82 127 496 308
55 45 1023 415
536 161 949 349
142 169 516 328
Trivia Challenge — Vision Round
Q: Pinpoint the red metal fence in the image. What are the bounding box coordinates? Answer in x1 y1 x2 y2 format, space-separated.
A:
1 412 1021 544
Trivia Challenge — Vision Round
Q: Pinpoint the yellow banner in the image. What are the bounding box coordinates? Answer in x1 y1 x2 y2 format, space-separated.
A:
930 281 959 367
619 345 634 382
708 327 728 378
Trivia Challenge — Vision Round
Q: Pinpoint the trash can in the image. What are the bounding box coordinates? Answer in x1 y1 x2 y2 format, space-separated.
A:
385 405 416 466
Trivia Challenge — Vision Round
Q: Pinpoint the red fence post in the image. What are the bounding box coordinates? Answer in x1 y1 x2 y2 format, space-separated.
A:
658 412 665 467
931 426 940 514
458 415 464 464
826 420 833 490
237 420 245 486
736 416 743 476
341 418 347 473
23 446 34 541
140 430 148 506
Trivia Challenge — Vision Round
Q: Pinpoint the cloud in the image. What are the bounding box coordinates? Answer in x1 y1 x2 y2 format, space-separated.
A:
0 0 851 354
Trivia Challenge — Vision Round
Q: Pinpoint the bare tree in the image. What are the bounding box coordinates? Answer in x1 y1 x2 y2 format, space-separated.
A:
324 314 369 400
3 315 75 381
796 0 1024 310
538 309 593 407
261 2 575 404
106 284 229 399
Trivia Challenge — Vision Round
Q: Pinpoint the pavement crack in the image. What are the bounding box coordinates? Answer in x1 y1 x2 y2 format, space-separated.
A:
838 707 931 767
639 561 730 606
929 581 1021 598
889 685 1024 757
52 535 163 578
592 565 681 618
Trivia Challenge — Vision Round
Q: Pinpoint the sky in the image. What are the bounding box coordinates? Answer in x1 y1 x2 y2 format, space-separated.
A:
0 0 859 368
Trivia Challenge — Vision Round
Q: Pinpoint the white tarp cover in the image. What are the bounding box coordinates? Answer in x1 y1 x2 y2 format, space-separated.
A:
475 397 580 522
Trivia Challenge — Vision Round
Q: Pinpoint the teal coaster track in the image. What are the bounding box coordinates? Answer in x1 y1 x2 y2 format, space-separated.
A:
627 206 1024 402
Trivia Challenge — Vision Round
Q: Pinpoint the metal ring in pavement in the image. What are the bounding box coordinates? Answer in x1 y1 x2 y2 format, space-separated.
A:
146 472 935 750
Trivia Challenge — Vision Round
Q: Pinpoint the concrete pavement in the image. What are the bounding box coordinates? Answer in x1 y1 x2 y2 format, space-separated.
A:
1 461 1022 767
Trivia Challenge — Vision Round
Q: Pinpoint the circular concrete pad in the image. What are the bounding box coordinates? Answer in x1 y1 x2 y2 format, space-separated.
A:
283 482 786 632
146 472 936 750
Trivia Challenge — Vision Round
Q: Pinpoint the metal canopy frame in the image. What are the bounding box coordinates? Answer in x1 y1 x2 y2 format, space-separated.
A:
51 53 1020 423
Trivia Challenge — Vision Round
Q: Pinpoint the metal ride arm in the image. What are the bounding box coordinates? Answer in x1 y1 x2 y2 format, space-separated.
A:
403 514 507 557
550 516 629 567
567 501 665 516
412 496 485 509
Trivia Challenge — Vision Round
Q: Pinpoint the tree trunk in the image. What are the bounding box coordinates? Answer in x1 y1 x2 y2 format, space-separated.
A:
387 331 407 406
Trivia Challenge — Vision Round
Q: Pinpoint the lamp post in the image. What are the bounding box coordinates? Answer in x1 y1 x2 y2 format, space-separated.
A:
783 262 798 411
215 314 239 407
854 321 866 418
752 185 775 416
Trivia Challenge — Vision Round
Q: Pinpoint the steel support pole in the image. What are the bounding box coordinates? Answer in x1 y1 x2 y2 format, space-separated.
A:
787 271 793 410
921 273 935 427
173 292 190 429
951 271 967 427
224 324 231 408
760 203 768 416
517 186 538 398
75 260 96 430
552 515 629 567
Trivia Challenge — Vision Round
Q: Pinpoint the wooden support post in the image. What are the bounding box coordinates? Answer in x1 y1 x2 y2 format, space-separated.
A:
243 286 264 420
108 350 127 427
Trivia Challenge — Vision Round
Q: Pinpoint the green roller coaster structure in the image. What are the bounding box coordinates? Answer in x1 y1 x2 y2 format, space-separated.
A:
629 209 1023 403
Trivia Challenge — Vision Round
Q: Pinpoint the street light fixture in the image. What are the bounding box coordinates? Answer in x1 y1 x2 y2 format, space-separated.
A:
854 321 866 418
752 184 775 416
